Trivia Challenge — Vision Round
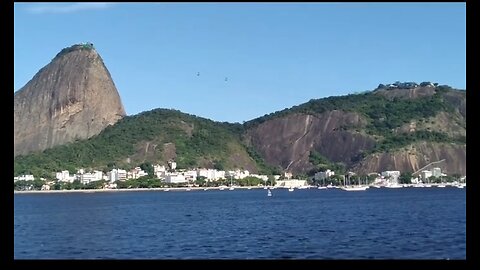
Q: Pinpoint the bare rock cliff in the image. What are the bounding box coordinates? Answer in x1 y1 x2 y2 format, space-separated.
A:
14 44 126 156
351 142 466 176
246 108 465 175
246 111 376 174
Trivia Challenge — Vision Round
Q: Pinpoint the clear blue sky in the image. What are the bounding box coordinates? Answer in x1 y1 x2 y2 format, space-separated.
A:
14 3 466 123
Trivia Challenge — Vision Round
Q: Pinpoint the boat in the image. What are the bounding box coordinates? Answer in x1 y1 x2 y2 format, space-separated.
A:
317 186 327 190
288 187 294 192
385 184 402 188
164 188 170 192
341 175 368 191
341 186 368 191
229 175 235 190
267 189 272 197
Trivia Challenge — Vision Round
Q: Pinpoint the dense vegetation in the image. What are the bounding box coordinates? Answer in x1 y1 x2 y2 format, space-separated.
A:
246 85 464 154
308 151 346 175
245 86 454 131
55 43 94 58
14 109 265 178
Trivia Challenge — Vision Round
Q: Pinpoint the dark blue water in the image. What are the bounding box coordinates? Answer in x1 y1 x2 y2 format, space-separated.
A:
14 188 466 259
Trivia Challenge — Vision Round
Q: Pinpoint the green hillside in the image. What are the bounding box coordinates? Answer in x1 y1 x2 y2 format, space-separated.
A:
14 109 276 178
245 85 465 154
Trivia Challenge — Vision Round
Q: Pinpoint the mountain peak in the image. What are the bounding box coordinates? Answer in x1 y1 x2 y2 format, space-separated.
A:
14 43 126 157
54 42 96 58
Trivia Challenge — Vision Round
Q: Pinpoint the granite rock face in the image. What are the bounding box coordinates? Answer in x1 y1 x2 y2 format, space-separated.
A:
245 87 466 175
14 44 126 156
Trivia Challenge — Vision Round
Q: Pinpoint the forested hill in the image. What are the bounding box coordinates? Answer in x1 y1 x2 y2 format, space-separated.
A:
15 83 466 177
244 83 466 175
14 109 276 178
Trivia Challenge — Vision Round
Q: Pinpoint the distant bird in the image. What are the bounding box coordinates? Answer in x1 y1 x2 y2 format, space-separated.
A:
225 77 228 82
197 72 200 76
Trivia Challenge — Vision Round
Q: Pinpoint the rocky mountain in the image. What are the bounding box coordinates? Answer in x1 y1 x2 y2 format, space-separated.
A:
14 43 126 157
14 59 466 178
244 111 376 174
244 84 466 176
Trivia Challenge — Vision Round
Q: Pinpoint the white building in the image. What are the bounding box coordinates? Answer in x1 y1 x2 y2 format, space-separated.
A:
183 170 198 182
14 175 35 182
79 170 103 184
249 174 269 181
381 171 401 183
129 167 148 179
421 170 433 182
56 171 70 181
197 169 216 180
154 165 167 179
275 179 308 188
165 174 186 183
213 170 225 180
108 169 127 182
168 161 177 170
432 167 442 177
381 171 400 178
240 170 250 179
154 164 166 173
225 170 250 180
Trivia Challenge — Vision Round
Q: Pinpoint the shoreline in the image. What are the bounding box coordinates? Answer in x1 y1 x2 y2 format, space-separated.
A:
13 186 267 194
13 183 466 194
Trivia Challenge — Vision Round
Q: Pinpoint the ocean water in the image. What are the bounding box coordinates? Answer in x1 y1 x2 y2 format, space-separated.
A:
14 187 466 259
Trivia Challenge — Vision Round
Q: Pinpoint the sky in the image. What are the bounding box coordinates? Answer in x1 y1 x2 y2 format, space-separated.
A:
14 3 466 123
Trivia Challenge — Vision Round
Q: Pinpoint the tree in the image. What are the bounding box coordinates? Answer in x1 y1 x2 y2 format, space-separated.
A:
367 174 377 184
53 182 62 190
267 175 276 186
329 175 344 186
195 176 207 187
139 162 154 176
31 179 45 190
399 172 412 184
213 160 225 171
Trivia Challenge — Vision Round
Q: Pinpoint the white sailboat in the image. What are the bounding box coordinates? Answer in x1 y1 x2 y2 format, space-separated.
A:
267 189 272 197
341 175 368 191
229 175 234 190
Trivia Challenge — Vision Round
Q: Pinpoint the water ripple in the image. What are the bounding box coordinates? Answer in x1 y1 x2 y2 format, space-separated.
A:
14 188 465 259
